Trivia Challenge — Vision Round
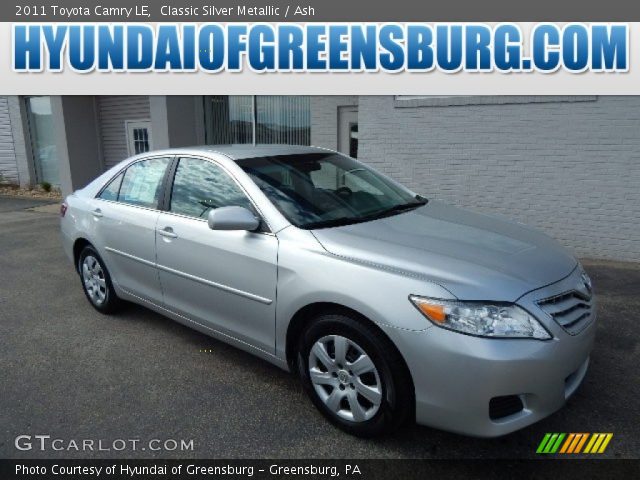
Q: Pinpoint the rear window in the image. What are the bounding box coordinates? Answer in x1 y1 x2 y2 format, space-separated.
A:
98 158 171 209
98 172 123 201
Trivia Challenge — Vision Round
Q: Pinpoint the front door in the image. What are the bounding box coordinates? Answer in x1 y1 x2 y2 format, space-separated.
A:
155 157 278 353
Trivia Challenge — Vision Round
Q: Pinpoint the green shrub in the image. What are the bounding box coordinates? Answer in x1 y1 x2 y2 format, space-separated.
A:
40 182 52 192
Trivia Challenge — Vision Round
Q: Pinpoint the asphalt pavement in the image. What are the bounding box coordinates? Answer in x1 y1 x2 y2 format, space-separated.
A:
0 196 638 460
0 195 53 212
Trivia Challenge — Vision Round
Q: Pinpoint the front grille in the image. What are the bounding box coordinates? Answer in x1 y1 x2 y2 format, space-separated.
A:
537 289 593 335
489 395 524 420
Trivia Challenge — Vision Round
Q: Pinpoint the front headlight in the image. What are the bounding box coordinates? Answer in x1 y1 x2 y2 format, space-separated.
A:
579 266 593 293
409 296 551 340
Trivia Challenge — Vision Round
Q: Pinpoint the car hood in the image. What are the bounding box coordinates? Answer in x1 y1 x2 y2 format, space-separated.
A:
311 201 577 302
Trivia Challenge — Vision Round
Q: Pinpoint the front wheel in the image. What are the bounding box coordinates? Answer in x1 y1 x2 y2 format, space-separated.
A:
297 313 413 437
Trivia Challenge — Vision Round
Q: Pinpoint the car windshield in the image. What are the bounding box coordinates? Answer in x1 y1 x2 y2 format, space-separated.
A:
237 153 427 229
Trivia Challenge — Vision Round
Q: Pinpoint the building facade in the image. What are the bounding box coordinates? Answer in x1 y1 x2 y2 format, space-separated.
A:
0 95 638 262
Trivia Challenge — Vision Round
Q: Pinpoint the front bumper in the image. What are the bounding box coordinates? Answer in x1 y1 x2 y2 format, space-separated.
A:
385 267 596 437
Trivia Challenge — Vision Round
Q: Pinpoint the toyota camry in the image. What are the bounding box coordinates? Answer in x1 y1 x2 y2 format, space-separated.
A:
60 145 596 437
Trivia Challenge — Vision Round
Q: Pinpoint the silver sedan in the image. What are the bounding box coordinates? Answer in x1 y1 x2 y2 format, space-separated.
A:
60 145 595 437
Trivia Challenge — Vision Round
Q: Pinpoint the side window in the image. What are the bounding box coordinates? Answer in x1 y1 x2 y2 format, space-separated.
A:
170 158 254 219
118 157 171 208
98 172 124 201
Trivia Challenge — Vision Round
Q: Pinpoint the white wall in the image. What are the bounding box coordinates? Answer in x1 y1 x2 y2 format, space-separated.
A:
357 96 640 262
0 96 18 184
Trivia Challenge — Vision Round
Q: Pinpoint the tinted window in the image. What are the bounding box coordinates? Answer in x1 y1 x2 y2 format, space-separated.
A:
238 153 424 229
98 172 124 201
118 158 171 208
170 158 254 219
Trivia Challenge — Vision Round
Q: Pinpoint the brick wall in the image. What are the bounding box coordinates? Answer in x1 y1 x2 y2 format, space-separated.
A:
354 96 640 262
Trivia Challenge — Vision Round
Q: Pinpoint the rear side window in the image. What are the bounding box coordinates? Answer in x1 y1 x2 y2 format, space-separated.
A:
170 157 254 219
117 158 171 208
98 172 124 201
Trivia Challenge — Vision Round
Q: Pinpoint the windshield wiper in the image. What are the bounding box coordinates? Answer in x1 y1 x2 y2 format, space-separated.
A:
301 217 365 230
365 199 428 220
301 199 427 230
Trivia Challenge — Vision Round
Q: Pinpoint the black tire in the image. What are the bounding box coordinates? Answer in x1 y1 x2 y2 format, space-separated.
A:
297 313 413 437
78 245 121 314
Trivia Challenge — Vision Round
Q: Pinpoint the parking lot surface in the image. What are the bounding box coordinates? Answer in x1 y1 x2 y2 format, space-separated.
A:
0 197 638 459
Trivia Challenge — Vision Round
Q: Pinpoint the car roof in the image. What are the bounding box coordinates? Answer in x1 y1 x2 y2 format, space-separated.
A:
163 144 333 161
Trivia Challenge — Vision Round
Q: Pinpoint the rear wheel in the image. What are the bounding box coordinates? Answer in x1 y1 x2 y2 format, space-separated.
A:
297 313 413 437
79 245 120 314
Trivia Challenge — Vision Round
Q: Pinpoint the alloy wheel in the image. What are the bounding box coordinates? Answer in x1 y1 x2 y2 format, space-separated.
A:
308 335 382 422
82 255 107 306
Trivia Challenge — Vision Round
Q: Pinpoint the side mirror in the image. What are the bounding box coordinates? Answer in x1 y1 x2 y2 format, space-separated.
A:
207 206 260 232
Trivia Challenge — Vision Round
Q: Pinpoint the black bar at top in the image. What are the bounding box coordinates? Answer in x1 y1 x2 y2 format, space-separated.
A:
4 0 640 22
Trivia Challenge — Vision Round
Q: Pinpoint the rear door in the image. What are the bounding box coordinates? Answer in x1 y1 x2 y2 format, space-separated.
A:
92 156 172 304
155 156 278 353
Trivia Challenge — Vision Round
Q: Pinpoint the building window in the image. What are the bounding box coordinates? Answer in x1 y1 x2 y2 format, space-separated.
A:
26 96 60 186
125 120 153 156
204 96 310 146
255 96 310 145
204 96 253 144
349 123 358 158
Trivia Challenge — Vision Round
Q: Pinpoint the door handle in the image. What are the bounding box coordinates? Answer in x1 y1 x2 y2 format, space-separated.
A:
158 227 178 239
92 208 103 218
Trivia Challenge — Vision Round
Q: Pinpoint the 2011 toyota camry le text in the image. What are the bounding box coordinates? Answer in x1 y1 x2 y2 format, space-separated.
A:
60 145 596 437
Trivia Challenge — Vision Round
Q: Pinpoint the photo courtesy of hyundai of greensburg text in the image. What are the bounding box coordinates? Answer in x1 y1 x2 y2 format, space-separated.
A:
0 1 639 480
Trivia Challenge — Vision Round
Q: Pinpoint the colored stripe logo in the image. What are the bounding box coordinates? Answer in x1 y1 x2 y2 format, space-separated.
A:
537 433 613 454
